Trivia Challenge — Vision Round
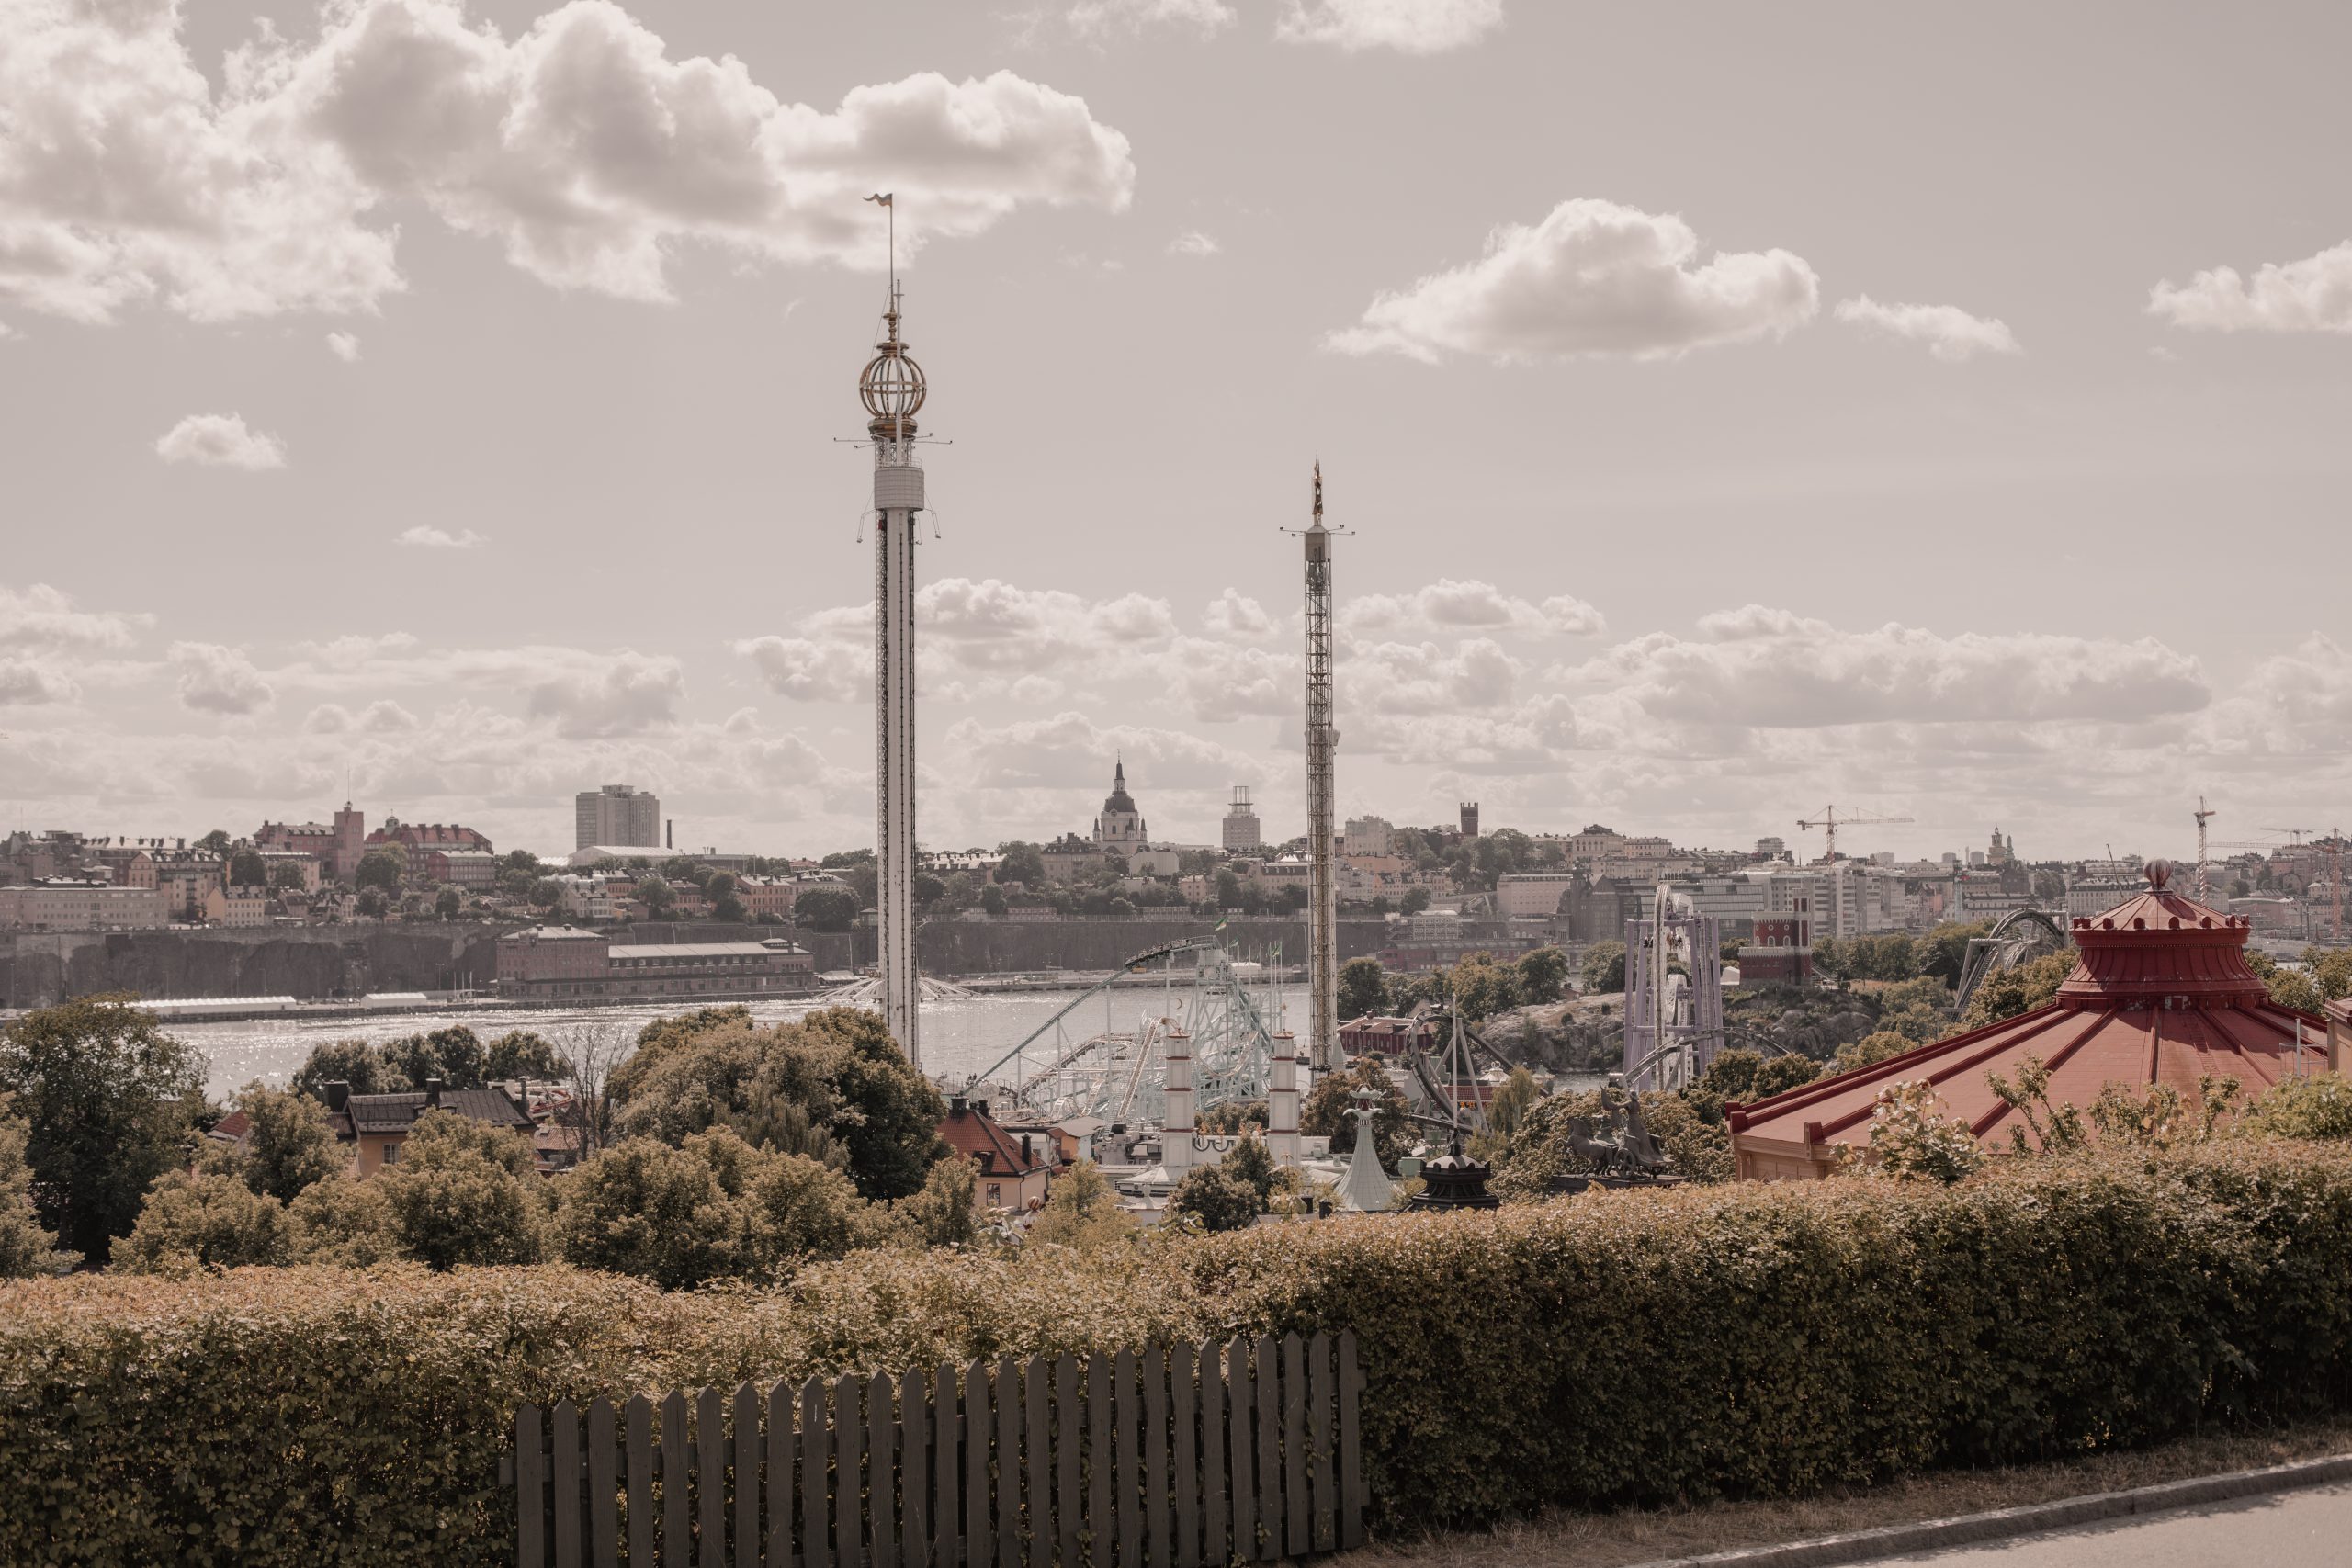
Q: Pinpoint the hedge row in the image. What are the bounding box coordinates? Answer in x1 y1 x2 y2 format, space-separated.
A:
5 1139 2351 1565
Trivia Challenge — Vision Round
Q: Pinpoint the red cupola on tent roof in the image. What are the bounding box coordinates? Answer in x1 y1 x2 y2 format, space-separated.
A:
1728 860 2330 1181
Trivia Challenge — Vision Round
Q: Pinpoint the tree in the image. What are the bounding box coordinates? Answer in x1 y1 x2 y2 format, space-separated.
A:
1299 1059 1410 1168
0 1096 75 1277
354 849 403 893
1448 953 1521 1021
1918 921 1989 987
382 1027 489 1092
899 1154 980 1248
606 1007 944 1200
1831 1031 1915 1076
2245 1073 2352 1142
0 997 206 1265
227 848 266 887
434 886 462 920
795 888 858 932
196 829 232 855
1578 941 1627 994
284 1175 396 1267
1170 1166 1259 1232
713 895 747 923
115 1169 288 1273
529 878 564 908
1338 958 1390 1022
636 874 676 914
269 861 309 893
1959 949 2076 1031
355 889 388 919
995 843 1046 886
1487 1067 1542 1144
374 1111 550 1269
486 1031 568 1083
1217 1135 1276 1203
1398 886 1432 916
557 1128 880 1288
226 1083 341 1202
979 883 1008 917
1514 947 1571 1005
1025 1159 1136 1249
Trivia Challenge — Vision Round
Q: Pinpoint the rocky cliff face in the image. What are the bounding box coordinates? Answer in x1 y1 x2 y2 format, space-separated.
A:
1 927 500 1009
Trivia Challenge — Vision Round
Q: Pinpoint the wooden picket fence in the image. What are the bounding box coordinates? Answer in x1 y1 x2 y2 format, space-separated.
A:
512 1330 1363 1568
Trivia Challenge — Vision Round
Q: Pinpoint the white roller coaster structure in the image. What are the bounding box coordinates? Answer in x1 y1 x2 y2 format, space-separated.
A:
964 938 1287 1125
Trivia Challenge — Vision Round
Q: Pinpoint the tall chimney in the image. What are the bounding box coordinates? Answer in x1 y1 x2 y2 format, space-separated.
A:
424 1077 444 1109
325 1080 350 1112
666 818 673 850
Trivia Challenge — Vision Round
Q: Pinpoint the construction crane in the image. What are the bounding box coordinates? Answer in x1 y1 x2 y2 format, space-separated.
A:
2326 829 2346 944
2263 826 2317 846
2193 795 2219 900
1796 806 1914 864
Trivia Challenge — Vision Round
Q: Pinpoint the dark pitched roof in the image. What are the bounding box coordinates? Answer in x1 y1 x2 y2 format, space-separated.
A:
336 1087 531 1137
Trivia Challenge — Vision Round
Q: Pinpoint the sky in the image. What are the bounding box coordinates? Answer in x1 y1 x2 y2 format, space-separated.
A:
4 0 2350 865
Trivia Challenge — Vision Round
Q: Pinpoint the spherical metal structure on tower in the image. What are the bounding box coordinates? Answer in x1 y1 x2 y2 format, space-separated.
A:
860 332 925 435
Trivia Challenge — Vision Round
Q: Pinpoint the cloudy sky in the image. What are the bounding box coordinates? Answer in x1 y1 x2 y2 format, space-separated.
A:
5 0 2349 863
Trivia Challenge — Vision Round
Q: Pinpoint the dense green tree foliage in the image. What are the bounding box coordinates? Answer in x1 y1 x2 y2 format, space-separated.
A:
0 1097 74 1277
0 998 206 1264
1169 1165 1259 1232
1299 1059 1410 1168
116 1169 289 1273
1578 940 1627 994
1023 1158 1136 1250
224 1084 342 1202
794 887 858 931
373 1111 550 1269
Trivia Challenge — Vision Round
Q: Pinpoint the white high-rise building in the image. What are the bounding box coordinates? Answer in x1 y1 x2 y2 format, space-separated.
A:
575 784 661 851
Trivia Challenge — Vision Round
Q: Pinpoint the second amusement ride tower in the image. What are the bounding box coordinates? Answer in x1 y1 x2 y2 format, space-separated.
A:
858 199 927 1066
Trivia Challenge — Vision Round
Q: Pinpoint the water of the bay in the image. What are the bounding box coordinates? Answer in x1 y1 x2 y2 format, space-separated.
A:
183 981 1306 1100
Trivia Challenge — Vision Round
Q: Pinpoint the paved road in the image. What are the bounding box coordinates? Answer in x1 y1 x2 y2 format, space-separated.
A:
1865 1483 2352 1566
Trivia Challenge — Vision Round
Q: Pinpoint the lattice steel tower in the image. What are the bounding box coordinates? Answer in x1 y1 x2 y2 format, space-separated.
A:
858 201 926 1066
1299 461 1343 1074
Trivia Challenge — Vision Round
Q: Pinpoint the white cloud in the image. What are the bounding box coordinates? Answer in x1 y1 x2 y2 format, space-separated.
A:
794 577 1178 678
326 331 360 361
396 525 487 549
0 0 1135 322
1167 637 1297 722
1835 295 2021 361
1202 588 1276 638
0 660 79 705
1067 0 1236 38
1351 637 1521 715
944 709 1261 792
1328 198 1817 363
1169 229 1221 257
0 582 152 651
522 650 685 739
153 412 287 469
1553 606 2211 728
735 635 871 704
170 641 276 715
1348 577 1605 637
2147 240 2352 334
1275 0 1504 54
302 698 420 735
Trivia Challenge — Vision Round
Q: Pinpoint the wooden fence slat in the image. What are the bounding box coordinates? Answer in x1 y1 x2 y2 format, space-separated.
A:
901 1367 930 1568
662 1393 691 1568
1254 1337 1280 1563
1171 1343 1197 1568
1142 1346 1169 1568
1053 1355 1080 1568
803 1377 833 1568
1022 1356 1046 1568
1225 1341 1253 1564
699 1388 727 1568
767 1382 795 1568
1281 1337 1306 1560
922 1363 950 1568
1085 1356 1111 1568
589 1399 618 1568
517 1404 545 1568
1198 1344 1225 1568
551 1398 581 1568
1337 1332 1363 1551
1114 1348 1139 1568
963 1359 992 1568
627 1396 655 1568
734 1384 762 1568
871 1371 899 1568
1307 1333 1334 1554
994 1359 1020 1568
837 1375 865 1568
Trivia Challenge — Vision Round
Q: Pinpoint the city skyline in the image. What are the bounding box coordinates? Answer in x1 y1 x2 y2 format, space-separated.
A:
5 1 2349 863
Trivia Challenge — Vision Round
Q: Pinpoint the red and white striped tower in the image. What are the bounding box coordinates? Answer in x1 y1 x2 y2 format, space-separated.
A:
1267 1029 1301 1165
1161 1027 1196 1179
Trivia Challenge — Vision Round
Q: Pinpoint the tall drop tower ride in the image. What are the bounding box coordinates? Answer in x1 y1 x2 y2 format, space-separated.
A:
1301 461 1341 1075
858 198 926 1066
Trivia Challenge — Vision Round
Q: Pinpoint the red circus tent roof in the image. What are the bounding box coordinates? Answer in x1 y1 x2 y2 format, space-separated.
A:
1728 860 2328 1179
